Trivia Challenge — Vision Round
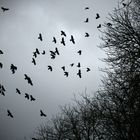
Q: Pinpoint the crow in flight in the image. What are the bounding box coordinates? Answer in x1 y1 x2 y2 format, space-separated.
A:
0 84 5 96
48 65 53 71
84 18 89 23
1 7 9 12
61 66 65 71
0 50 3 54
97 24 101 28
85 32 89 37
52 37 57 44
10 64 17 74
32 58 36 65
122 3 126 7
77 50 82 55
33 52 37 58
61 30 66 37
64 71 69 77
7 110 13 118
96 13 100 19
42 50 45 55
70 35 75 44
70 63 74 67
85 7 89 10
77 69 82 78
30 95 36 101
0 62 3 69
107 22 112 27
77 62 81 68
55 47 59 55
16 88 21 95
35 48 40 55
24 74 33 86
25 93 30 100
38 33 43 41
61 37 66 46
86 67 91 72
40 110 47 117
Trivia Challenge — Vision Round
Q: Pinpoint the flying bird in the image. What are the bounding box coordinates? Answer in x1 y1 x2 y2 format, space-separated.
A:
86 67 91 72
64 71 69 77
0 50 3 54
1 7 9 12
35 48 40 55
24 74 33 86
55 47 59 55
10 64 17 74
97 24 101 28
70 35 75 44
96 13 100 19
77 62 81 68
33 52 37 58
61 30 66 37
77 69 82 78
7 110 13 118
25 93 30 100
85 32 89 37
16 88 21 95
70 63 74 67
32 58 36 65
0 84 5 96
85 7 89 10
52 37 57 44
77 50 82 55
38 33 43 41
50 53 56 59
48 65 53 71
30 95 36 101
42 50 45 55
107 22 112 27
0 62 3 69
84 18 89 23
40 110 47 117
122 3 126 7
61 37 66 46
61 66 65 71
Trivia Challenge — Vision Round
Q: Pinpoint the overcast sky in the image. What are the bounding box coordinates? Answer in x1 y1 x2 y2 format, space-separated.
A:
0 0 120 139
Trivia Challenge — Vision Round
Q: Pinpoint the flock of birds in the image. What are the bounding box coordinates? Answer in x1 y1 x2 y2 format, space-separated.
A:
0 1 128 139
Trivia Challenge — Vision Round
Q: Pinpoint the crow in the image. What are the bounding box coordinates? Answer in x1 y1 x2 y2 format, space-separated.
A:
24 74 33 86
107 22 112 27
48 65 53 71
38 33 43 41
30 95 36 101
0 85 5 96
40 110 47 117
16 88 21 95
97 24 101 28
25 93 30 100
77 50 82 55
70 35 75 44
61 66 65 71
84 18 89 23
0 50 3 54
96 13 100 19
85 32 89 37
64 71 69 77
33 52 37 58
77 69 82 78
122 3 126 7
55 47 59 55
52 37 57 44
0 62 3 69
86 67 91 72
85 7 89 10
61 30 66 37
10 64 17 74
32 58 36 65
77 62 81 68
42 50 45 55
35 48 40 55
1 7 9 12
70 63 74 67
61 37 66 46
7 110 13 118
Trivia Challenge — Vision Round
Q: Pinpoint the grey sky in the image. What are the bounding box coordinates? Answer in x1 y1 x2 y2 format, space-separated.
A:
0 0 119 139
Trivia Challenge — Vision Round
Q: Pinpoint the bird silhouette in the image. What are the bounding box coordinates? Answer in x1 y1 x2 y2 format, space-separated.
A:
70 63 74 67
64 71 69 77
38 33 43 41
50 53 56 59
61 31 66 37
32 58 36 65
7 110 13 118
85 7 89 10
10 64 17 74
1 7 9 12
32 138 38 140
107 23 112 27
0 62 3 69
33 52 37 58
77 50 82 55
0 91 5 96
97 24 101 28
55 47 59 55
61 37 66 46
30 95 36 101
122 3 126 7
16 88 21 95
25 93 30 100
86 67 91 72
24 74 33 86
35 48 40 55
0 84 5 96
61 66 65 71
70 35 75 44
42 50 45 55
48 65 53 71
77 69 82 78
96 13 100 19
85 32 89 37
0 50 3 54
52 37 57 44
40 110 47 117
77 62 81 68
84 18 89 23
